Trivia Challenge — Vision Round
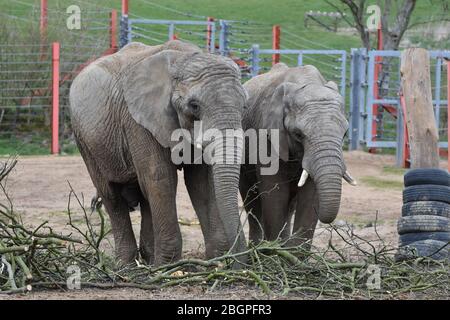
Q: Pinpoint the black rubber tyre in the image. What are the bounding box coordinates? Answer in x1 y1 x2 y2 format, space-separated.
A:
396 240 449 261
399 231 450 246
403 185 450 204
397 215 450 234
404 168 450 187
402 201 450 218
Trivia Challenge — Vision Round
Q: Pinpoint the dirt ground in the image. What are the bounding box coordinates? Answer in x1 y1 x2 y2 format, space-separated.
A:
0 151 447 299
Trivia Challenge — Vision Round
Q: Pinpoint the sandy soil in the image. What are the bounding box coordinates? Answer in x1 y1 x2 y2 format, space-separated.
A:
0 151 447 299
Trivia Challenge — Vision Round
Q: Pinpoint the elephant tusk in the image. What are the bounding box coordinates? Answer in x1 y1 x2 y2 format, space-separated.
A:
195 120 203 149
298 169 309 187
343 170 357 186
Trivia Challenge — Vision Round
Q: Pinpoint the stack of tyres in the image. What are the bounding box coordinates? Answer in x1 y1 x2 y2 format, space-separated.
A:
397 168 450 261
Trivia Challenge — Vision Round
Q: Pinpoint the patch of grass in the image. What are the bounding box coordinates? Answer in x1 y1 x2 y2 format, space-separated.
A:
382 166 406 176
0 136 79 156
360 176 403 190
61 143 80 155
0 136 49 156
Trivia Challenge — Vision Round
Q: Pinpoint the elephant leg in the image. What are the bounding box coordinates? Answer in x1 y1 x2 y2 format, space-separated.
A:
101 192 138 265
139 199 154 264
289 177 319 248
76 141 137 265
136 161 181 265
257 167 290 241
184 164 228 258
142 164 181 265
240 165 263 244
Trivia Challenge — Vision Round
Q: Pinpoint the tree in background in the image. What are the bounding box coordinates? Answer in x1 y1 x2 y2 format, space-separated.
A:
325 0 450 50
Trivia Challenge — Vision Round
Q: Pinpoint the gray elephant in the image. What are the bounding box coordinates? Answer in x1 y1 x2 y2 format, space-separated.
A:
239 63 356 245
69 40 247 266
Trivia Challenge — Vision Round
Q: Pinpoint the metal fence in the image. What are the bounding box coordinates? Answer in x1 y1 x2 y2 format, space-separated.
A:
249 46 347 98
0 45 52 149
122 18 348 88
349 49 449 165
1 9 449 163
125 18 216 52
0 2 116 154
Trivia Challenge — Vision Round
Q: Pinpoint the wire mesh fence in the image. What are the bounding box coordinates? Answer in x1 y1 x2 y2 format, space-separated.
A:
363 51 449 150
0 1 116 154
0 45 52 150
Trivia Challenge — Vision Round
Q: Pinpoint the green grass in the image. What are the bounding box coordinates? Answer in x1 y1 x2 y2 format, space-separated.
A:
360 176 403 190
0 137 50 156
4 0 447 50
382 165 406 175
0 137 80 156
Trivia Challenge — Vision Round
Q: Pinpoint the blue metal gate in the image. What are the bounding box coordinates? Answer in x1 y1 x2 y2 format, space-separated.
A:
349 49 449 163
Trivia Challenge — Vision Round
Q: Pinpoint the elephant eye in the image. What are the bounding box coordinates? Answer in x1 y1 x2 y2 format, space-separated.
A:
293 130 304 141
188 100 200 113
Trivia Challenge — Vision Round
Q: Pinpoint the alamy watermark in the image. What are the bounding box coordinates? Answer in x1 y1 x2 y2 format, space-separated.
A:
66 264 81 290
366 264 381 290
170 121 280 175
66 5 81 30
366 4 381 31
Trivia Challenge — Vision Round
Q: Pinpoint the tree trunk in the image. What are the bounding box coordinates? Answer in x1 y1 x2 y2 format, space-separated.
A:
400 48 440 168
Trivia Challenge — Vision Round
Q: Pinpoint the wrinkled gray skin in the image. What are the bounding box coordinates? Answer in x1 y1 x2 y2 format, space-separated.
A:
240 63 350 245
70 40 247 266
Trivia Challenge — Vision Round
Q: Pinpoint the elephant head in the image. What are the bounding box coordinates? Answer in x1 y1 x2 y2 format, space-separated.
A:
264 65 355 224
120 49 247 258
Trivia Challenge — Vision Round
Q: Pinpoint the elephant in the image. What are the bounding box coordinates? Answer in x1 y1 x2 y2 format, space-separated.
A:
239 62 356 246
69 40 247 267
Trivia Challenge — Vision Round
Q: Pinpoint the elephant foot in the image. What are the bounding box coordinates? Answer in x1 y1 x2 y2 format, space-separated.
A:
139 245 155 265
153 238 182 266
205 239 229 260
115 247 138 267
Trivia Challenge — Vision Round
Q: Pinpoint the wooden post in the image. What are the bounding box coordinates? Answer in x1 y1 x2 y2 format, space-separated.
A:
51 42 60 155
110 10 118 53
272 25 280 65
400 48 439 168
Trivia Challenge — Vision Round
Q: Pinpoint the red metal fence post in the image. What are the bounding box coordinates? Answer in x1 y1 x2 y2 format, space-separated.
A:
40 0 48 41
51 42 60 155
40 0 48 59
110 9 118 53
272 25 280 65
122 0 129 16
447 60 450 171
206 17 214 52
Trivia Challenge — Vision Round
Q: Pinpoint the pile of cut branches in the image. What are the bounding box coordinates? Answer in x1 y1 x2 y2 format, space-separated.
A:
0 158 449 298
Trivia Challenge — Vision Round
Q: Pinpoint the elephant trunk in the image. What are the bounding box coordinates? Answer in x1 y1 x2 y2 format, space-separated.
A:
210 127 247 266
307 144 344 224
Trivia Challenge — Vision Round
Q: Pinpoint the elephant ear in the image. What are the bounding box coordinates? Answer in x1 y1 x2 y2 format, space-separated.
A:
121 50 182 148
263 82 297 162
